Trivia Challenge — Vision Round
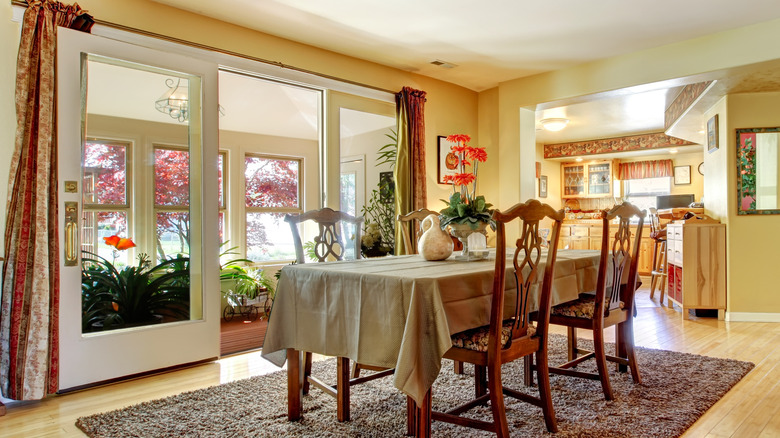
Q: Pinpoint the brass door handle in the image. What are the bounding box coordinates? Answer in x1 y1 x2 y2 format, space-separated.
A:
65 202 78 266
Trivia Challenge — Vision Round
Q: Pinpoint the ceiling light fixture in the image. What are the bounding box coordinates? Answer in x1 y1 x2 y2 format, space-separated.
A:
575 157 583 162
156 78 189 122
155 78 225 122
540 118 569 132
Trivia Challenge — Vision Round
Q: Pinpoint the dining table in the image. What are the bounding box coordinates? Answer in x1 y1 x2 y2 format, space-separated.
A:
261 248 603 434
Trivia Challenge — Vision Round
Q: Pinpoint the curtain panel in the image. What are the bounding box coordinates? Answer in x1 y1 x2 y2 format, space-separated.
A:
393 87 427 255
1 0 93 402
617 159 673 180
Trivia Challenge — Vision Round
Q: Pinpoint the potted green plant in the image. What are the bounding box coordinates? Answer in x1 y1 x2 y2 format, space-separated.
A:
219 242 276 318
81 247 191 332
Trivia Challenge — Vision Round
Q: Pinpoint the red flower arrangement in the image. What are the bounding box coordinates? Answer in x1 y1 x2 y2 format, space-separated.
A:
439 134 494 230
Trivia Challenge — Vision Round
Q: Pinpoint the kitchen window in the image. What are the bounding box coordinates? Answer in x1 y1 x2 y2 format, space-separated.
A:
624 176 671 216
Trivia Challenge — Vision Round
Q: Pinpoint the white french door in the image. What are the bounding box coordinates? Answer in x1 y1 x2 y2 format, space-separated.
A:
57 28 220 390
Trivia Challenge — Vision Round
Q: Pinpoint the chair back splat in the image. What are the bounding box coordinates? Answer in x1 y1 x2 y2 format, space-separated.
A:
284 207 363 263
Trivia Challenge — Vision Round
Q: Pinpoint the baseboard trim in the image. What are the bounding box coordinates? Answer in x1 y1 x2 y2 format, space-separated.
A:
726 312 780 322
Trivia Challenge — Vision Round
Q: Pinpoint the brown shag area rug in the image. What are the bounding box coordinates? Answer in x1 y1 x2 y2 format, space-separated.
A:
76 335 753 437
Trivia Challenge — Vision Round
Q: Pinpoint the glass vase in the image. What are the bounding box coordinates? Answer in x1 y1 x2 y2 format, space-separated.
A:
448 221 488 261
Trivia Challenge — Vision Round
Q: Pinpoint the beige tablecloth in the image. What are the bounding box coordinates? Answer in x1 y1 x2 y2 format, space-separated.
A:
261 249 600 405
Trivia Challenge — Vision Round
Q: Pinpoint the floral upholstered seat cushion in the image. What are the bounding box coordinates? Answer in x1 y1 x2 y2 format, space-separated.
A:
551 293 624 319
450 320 536 352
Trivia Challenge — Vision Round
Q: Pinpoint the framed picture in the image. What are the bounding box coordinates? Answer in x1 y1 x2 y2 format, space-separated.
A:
437 135 458 184
707 114 719 153
539 175 548 198
674 165 691 185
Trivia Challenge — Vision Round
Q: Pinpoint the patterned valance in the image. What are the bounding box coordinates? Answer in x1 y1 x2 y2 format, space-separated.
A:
617 159 673 180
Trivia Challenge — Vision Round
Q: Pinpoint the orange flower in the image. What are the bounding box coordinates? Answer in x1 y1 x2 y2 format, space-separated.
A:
442 174 455 184
104 234 136 250
450 143 467 153
453 173 476 186
466 146 487 162
111 302 119 312
446 134 471 144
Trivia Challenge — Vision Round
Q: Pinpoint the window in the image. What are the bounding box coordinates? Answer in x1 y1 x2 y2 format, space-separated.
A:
154 145 190 259
82 139 132 267
245 154 302 261
624 176 671 215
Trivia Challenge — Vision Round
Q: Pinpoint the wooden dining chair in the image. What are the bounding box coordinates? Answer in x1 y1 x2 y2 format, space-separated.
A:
396 208 465 376
397 208 438 255
540 202 644 401
418 199 563 436
284 207 393 422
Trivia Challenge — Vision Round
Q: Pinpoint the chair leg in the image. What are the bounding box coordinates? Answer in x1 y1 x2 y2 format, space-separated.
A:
619 320 642 383
486 363 509 438
351 361 361 378
593 327 614 400
657 241 667 304
535 349 558 433
523 355 534 386
453 359 464 374
475 364 488 398
303 351 313 395
567 326 578 362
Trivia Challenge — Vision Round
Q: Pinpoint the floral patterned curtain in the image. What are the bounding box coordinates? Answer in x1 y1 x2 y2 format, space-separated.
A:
393 87 427 255
1 0 93 403
617 159 673 180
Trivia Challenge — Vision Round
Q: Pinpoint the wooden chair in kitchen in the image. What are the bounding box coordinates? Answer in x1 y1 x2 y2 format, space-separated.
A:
284 208 393 422
414 199 563 436
537 202 644 401
648 207 668 302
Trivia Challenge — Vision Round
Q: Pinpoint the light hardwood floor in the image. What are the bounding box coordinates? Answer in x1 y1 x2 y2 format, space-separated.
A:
1 282 779 437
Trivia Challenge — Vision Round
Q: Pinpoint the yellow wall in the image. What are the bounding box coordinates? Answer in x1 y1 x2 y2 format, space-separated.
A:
722 92 780 316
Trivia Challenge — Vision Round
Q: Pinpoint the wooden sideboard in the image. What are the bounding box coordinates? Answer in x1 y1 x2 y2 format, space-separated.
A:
665 222 727 320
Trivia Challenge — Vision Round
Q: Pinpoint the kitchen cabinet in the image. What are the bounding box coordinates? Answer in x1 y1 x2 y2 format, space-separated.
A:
665 222 726 320
560 222 653 275
561 160 614 199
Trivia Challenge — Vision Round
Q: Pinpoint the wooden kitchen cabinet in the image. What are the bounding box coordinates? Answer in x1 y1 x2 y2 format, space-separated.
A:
561 160 614 198
560 222 653 275
665 222 726 319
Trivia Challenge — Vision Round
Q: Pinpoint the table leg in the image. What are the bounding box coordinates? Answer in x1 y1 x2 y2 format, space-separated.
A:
414 389 432 437
336 357 350 422
287 348 303 421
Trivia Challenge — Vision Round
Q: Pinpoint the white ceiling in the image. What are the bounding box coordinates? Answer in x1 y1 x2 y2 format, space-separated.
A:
114 1 780 147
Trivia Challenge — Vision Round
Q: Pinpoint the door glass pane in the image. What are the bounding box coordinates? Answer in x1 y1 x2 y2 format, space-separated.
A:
81 55 201 333
340 172 356 216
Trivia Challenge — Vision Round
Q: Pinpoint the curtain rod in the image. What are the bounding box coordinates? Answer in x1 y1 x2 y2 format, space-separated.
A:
10 0 397 95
